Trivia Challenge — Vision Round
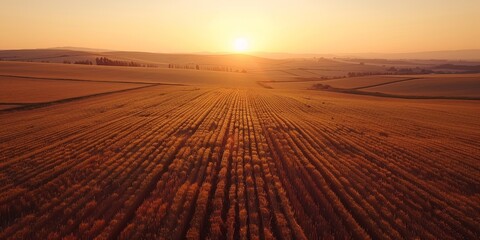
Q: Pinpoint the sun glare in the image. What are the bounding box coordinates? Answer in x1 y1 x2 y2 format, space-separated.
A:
233 38 249 52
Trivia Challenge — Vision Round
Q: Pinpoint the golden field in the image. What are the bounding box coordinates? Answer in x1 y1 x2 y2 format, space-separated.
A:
0 59 479 239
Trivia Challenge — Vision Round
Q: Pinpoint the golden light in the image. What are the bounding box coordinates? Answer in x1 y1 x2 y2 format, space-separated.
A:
233 38 249 52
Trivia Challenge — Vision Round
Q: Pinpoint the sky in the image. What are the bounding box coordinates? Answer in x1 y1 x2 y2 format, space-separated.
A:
1 0 479 54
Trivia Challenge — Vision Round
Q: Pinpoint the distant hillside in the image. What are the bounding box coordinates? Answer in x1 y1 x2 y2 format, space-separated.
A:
251 52 336 59
0 49 282 70
3 48 478 78
101 51 281 69
432 64 480 72
49 46 112 52
342 49 480 60
250 50 480 60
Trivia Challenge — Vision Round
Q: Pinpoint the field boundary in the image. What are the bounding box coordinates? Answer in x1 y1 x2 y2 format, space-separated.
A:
309 84 480 100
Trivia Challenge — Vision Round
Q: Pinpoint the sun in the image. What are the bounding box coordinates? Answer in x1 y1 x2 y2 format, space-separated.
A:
233 38 249 52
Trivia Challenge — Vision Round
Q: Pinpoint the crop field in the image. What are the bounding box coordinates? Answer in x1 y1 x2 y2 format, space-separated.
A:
0 82 479 239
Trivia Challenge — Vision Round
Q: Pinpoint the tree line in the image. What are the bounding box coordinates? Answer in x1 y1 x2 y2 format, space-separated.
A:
63 57 157 68
168 63 247 73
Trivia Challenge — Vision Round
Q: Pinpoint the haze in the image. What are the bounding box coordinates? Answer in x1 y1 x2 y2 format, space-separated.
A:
1 0 480 53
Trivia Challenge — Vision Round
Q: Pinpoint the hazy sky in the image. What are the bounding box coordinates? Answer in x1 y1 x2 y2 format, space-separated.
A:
1 0 479 53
